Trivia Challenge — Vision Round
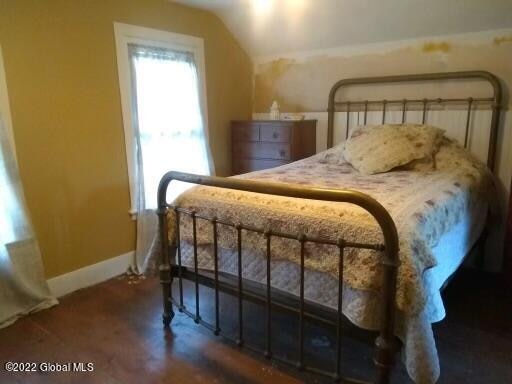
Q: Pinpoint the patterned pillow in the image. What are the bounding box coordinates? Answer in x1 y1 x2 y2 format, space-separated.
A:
398 156 437 172
396 124 445 171
397 124 444 160
344 124 443 174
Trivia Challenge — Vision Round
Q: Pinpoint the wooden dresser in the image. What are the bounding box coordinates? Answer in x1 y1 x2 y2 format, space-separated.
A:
231 120 317 175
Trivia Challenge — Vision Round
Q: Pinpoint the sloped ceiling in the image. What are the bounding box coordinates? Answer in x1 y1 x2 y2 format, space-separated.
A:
172 0 512 58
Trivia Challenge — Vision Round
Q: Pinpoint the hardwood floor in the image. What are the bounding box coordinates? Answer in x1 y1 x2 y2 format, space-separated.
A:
0 270 510 383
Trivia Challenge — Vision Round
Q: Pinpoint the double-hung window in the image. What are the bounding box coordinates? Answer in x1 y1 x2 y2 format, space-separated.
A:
115 23 213 214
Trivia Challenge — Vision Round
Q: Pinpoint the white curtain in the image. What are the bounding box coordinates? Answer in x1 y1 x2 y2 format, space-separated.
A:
0 116 57 328
129 44 213 273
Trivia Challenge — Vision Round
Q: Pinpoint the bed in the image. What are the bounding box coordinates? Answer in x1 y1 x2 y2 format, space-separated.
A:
155 71 502 384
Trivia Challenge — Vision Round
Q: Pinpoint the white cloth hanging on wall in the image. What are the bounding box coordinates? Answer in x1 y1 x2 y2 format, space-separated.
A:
0 117 57 328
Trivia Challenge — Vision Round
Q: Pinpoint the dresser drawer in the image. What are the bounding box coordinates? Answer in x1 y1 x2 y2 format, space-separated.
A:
230 119 317 176
232 123 259 142
260 124 291 143
233 159 288 174
233 142 291 160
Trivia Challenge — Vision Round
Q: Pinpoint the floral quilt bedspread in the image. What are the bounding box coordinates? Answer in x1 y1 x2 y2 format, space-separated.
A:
169 139 492 316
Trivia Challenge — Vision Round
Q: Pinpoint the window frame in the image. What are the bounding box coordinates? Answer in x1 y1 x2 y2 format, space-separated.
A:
113 22 210 218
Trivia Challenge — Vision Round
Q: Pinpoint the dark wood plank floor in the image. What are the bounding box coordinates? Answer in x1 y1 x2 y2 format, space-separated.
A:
0 270 510 383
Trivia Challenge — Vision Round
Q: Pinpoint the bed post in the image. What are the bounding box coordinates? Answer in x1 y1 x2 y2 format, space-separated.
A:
370 209 400 384
157 172 176 327
373 255 399 384
157 206 174 327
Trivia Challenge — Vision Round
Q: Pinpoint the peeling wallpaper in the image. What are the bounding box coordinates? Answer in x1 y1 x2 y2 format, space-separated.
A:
254 30 512 113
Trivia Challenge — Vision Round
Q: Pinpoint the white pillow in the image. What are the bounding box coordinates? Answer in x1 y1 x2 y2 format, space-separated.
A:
343 124 444 174
397 124 444 160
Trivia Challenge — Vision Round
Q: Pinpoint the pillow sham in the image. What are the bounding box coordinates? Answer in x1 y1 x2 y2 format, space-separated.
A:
398 156 437 172
397 123 444 160
343 124 444 174
396 124 445 171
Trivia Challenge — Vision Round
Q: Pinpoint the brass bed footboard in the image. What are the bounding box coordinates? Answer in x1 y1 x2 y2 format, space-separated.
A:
157 171 400 384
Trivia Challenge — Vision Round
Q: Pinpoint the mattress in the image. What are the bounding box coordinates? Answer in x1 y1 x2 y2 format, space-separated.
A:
181 200 486 321
166 138 493 384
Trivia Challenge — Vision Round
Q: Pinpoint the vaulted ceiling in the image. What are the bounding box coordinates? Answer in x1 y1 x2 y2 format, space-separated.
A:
173 0 512 58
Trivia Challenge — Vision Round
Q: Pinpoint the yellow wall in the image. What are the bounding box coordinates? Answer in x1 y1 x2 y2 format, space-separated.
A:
0 0 253 278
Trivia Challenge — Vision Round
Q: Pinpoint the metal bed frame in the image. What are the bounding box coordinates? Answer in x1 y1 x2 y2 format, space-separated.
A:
157 71 502 384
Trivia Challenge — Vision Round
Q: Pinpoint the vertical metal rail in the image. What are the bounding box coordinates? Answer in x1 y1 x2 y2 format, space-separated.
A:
297 235 306 370
464 97 473 148
401 99 407 123
192 212 200 323
335 240 345 381
421 98 428 124
236 225 244 346
212 218 220 335
174 208 184 310
346 102 351 139
158 204 173 326
488 96 502 170
374 244 398 384
381 100 387 124
363 100 368 125
264 230 272 358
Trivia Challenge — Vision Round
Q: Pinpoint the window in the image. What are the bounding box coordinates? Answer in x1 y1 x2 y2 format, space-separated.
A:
114 23 213 213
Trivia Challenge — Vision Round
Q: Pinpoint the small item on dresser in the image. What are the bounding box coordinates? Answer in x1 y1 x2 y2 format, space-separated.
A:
270 100 280 120
282 113 305 121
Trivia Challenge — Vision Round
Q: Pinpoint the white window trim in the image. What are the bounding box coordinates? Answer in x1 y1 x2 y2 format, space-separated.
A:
113 22 210 219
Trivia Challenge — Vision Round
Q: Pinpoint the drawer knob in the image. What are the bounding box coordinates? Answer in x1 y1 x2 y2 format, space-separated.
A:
272 132 279 139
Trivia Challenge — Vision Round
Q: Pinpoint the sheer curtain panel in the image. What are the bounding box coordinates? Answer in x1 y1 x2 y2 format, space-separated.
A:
129 45 213 273
0 116 57 328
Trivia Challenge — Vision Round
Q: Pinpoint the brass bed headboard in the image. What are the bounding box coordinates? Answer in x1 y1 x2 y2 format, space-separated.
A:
327 71 502 171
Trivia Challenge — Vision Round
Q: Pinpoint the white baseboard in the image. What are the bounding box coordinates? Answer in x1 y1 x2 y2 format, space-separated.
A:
47 251 134 297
